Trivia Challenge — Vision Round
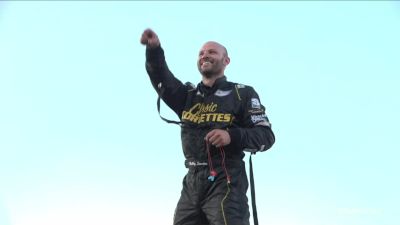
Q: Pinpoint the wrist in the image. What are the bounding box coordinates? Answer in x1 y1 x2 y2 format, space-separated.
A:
227 128 243 149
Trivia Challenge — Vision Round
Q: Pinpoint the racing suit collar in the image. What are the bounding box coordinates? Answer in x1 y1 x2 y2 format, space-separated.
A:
199 76 228 95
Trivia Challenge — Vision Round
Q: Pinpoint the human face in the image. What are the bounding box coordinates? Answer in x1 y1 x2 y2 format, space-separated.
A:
197 42 230 78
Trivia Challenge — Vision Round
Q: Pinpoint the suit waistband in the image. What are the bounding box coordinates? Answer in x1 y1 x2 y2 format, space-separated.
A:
184 159 243 169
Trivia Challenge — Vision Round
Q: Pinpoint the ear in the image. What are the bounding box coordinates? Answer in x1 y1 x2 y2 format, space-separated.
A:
223 56 230 66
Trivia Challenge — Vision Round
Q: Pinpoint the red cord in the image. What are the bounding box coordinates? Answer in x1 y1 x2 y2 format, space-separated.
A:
206 141 231 183
206 141 217 178
219 147 231 183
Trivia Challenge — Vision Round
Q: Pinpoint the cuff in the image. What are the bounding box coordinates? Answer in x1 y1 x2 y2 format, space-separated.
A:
227 128 243 150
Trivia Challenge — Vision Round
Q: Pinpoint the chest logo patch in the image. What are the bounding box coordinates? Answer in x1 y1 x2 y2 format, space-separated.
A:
214 89 232 97
182 102 233 124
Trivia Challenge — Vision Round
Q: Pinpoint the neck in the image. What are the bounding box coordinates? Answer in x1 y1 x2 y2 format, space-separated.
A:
202 74 224 87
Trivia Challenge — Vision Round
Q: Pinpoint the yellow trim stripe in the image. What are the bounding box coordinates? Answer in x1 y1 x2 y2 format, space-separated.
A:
235 85 242 101
221 182 231 225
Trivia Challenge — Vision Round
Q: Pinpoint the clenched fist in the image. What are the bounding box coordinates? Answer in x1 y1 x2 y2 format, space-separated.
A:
205 129 231 148
140 28 160 48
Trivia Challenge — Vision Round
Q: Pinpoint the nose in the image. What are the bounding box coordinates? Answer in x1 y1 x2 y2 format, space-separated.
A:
201 54 210 62
200 50 210 58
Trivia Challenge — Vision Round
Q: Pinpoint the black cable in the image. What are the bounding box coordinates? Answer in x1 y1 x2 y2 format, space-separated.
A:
249 154 259 225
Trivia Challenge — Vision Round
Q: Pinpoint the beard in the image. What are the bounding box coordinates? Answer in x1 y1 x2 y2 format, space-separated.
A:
198 60 224 78
201 70 216 78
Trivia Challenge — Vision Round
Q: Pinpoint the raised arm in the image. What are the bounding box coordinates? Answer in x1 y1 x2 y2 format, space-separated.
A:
140 28 189 117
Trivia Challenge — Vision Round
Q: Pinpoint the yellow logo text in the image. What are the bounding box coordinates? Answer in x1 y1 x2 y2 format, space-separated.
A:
182 102 233 124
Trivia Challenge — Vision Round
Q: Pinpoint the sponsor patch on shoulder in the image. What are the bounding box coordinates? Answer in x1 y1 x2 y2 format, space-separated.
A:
236 84 245 89
214 89 232 97
251 114 266 123
251 98 261 109
250 114 271 127
248 109 264 114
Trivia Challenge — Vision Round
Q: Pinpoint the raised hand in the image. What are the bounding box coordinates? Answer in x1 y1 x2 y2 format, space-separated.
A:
140 28 160 48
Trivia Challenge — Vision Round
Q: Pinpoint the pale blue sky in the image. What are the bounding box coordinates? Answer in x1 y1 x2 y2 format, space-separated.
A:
1 1 399 225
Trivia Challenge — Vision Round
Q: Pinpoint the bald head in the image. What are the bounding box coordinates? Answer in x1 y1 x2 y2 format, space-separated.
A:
202 41 228 57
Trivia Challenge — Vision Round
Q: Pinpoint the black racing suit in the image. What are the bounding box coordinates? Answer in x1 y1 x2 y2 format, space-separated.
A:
145 46 275 225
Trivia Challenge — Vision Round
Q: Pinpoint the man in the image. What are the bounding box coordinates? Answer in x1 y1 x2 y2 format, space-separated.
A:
140 28 275 225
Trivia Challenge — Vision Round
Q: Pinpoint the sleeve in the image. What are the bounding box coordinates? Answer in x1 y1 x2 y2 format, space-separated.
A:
227 86 275 152
145 45 188 116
